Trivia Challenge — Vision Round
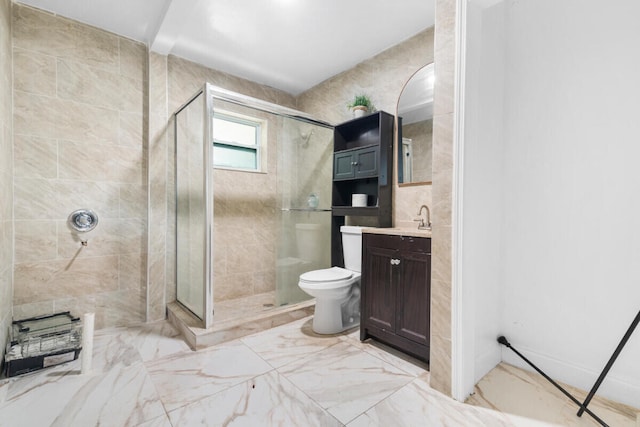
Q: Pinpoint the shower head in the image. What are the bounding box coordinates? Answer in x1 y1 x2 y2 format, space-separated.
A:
301 129 314 147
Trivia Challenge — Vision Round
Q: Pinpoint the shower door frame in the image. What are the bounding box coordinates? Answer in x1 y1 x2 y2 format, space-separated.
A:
174 85 215 328
174 83 331 329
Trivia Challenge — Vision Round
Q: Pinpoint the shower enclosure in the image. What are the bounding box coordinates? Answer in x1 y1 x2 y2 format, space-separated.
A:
174 84 333 328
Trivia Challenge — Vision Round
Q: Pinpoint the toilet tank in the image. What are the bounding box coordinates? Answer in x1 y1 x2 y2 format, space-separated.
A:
295 223 322 262
340 226 363 272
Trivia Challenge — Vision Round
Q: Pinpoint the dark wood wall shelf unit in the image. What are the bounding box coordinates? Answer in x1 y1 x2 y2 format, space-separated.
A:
360 232 431 363
331 111 394 267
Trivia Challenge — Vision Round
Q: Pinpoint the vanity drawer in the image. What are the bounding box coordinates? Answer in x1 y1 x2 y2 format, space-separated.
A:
363 233 431 254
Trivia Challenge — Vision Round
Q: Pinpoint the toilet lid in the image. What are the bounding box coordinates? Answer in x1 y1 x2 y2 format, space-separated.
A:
300 267 352 282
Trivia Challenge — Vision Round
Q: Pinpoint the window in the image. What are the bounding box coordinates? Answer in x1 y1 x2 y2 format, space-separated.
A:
212 112 263 171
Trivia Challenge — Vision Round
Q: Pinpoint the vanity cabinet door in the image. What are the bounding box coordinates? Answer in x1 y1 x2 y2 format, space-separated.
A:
361 233 431 362
362 245 397 332
396 250 430 346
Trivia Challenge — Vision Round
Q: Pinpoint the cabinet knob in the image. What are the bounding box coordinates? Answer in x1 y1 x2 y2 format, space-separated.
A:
390 258 400 265
351 161 359 166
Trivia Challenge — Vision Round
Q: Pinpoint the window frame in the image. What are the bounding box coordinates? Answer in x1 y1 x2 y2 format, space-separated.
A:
212 111 265 172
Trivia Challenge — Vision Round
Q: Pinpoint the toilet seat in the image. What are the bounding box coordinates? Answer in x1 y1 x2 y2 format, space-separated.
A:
299 267 360 290
300 266 352 282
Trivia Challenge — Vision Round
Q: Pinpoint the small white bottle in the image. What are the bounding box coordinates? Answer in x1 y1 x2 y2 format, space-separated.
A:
307 193 319 209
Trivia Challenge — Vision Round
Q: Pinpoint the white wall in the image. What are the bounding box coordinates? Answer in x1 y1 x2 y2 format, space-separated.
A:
459 0 507 398
462 0 640 407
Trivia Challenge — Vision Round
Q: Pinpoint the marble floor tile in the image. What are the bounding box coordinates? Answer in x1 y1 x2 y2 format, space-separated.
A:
347 374 550 427
2 319 638 427
91 327 143 372
278 340 415 424
126 320 190 362
342 331 429 378
135 414 173 427
0 361 164 427
0 380 8 405
558 381 640 427
467 363 640 427
1 371 95 427
144 340 273 412
64 364 166 427
466 363 568 424
241 316 344 368
167 370 342 427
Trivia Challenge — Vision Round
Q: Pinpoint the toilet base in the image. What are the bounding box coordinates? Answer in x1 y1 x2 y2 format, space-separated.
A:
312 296 360 335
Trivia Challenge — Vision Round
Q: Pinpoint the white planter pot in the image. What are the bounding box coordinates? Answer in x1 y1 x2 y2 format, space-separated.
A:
352 107 368 118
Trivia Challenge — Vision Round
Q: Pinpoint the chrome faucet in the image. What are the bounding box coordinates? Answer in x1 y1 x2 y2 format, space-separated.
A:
414 205 432 230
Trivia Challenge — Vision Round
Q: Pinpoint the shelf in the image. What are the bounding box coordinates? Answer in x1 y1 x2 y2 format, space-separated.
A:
281 208 332 212
331 206 380 217
331 111 395 266
333 143 378 155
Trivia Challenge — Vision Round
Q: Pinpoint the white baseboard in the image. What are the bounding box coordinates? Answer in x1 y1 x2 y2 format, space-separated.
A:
475 346 501 385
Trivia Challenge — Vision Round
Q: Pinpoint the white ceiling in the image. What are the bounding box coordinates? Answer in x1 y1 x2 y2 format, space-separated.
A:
16 0 435 95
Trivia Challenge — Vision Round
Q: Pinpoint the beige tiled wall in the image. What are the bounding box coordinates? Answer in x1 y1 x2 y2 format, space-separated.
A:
430 0 457 396
146 52 169 322
0 0 13 354
209 102 278 302
11 5 148 329
296 29 434 228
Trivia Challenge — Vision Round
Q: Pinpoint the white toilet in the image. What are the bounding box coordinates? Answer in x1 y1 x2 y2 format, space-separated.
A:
298 225 363 334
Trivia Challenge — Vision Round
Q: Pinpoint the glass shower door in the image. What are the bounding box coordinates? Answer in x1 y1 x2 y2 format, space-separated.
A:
175 88 213 327
276 118 334 306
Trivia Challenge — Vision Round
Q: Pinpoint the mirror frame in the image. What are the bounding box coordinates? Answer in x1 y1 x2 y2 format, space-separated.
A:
396 63 434 187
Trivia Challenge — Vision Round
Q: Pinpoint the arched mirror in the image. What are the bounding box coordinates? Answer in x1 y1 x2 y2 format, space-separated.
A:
397 63 434 185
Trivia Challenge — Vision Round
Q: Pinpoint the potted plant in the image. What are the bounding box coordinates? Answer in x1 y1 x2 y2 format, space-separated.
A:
347 94 374 118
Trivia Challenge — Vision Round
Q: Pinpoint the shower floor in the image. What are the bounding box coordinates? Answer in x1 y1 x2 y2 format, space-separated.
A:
167 293 315 350
214 291 280 322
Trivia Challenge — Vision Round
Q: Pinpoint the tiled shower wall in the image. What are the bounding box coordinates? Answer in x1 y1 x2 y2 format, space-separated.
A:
146 52 169 322
0 0 13 353
11 4 148 328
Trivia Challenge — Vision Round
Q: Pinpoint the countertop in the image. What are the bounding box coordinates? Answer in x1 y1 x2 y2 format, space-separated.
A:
362 227 432 238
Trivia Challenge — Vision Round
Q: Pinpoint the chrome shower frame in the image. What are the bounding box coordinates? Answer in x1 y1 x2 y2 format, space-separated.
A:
173 83 331 329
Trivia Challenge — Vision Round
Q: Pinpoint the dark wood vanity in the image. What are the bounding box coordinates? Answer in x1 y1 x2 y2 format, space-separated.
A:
360 231 431 363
